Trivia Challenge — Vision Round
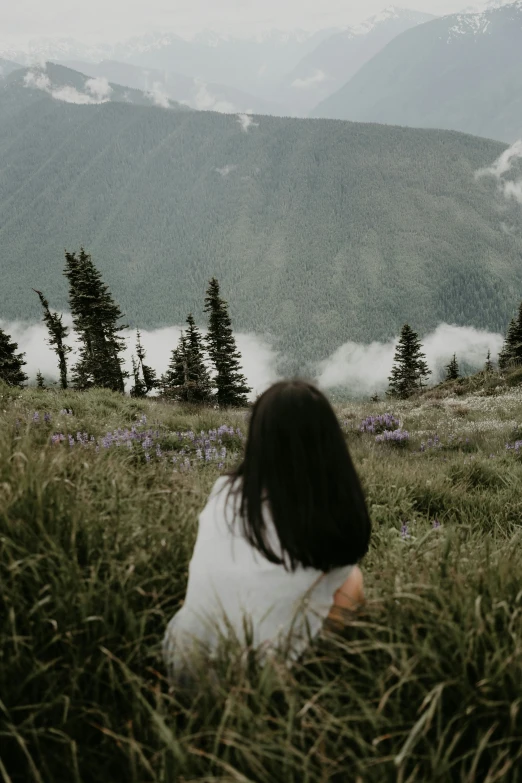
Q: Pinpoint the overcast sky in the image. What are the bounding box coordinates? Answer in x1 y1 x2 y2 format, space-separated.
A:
1 1 477 47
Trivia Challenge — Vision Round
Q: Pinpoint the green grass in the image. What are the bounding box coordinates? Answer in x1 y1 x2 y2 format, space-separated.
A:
1 381 522 782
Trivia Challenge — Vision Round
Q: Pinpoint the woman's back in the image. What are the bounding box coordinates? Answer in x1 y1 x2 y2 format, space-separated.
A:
163 475 355 675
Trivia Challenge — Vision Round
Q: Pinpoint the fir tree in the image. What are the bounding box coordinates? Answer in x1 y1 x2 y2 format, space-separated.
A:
185 314 213 404
130 355 146 398
63 248 128 392
388 324 431 399
0 328 28 387
130 331 157 397
445 353 459 381
36 370 46 389
161 331 189 401
499 302 522 370
32 288 71 389
484 350 494 373
135 330 157 394
204 278 251 407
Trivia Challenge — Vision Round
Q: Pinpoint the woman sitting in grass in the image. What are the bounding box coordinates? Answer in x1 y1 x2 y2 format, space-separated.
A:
163 379 372 683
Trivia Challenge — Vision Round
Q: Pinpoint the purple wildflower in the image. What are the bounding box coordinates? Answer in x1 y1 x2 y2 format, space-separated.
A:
33 412 40 423
401 523 411 539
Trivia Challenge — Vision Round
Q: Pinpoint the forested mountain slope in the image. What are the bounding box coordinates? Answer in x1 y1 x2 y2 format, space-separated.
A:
2 63 189 113
0 79 521 366
0 58 21 78
311 1 522 144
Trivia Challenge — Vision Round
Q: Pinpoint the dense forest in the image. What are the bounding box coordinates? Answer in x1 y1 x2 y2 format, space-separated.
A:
1 64 522 370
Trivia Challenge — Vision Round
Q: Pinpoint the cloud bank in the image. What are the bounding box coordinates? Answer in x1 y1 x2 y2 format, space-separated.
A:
237 113 259 132
0 319 279 400
316 323 504 396
476 139 522 205
0 319 505 401
24 67 113 104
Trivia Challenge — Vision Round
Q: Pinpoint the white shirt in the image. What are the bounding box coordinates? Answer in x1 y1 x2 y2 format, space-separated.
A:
163 476 353 675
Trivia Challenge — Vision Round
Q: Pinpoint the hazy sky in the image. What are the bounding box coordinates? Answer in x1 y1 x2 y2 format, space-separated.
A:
1 0 476 47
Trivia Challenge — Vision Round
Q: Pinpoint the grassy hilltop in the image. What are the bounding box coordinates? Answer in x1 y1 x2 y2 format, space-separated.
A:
1 381 522 781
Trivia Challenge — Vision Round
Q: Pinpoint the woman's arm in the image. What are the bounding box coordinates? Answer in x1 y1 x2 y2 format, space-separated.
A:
326 565 365 628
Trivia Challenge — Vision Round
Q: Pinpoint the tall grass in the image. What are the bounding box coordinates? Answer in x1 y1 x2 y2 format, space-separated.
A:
1 382 521 782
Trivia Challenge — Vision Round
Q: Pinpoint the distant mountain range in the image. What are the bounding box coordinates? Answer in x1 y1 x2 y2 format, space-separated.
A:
277 7 435 115
1 64 521 369
312 1 522 143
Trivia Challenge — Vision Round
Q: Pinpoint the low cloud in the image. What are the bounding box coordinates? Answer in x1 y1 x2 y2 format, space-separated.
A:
192 78 237 113
476 139 522 205
291 69 326 90
0 319 505 402
237 113 259 132
0 319 279 401
147 81 171 108
316 324 504 397
24 67 113 105
215 164 237 177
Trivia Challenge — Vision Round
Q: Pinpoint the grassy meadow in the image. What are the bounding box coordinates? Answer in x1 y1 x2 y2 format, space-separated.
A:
1 378 522 782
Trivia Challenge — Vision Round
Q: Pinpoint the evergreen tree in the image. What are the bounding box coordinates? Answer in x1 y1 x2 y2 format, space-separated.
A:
498 318 518 371
135 330 157 395
387 324 431 399
130 355 146 398
445 353 459 381
204 278 251 407
185 314 213 404
63 248 128 392
36 370 46 389
161 331 189 401
32 288 71 389
0 328 28 387
484 350 494 373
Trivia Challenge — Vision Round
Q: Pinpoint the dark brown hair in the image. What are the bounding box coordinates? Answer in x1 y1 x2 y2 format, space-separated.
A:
225 379 371 572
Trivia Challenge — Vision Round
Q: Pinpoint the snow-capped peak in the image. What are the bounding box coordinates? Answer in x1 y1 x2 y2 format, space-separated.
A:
343 7 433 38
444 0 522 43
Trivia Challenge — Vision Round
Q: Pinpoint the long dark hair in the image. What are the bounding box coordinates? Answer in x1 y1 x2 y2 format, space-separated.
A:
225 379 371 573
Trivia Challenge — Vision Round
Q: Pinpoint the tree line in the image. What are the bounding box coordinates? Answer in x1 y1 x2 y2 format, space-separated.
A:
0 249 251 408
1 247 522 403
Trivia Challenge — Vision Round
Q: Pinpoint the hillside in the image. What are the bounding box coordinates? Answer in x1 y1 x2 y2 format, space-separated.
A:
1 75 522 368
0 57 21 78
311 1 522 144
280 7 434 116
58 59 284 115
3 63 188 114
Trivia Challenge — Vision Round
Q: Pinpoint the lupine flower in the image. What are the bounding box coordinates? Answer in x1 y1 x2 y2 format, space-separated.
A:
44 412 51 423
33 412 40 423
360 413 400 435
432 519 441 529
376 429 410 444
68 435 75 447
401 523 411 539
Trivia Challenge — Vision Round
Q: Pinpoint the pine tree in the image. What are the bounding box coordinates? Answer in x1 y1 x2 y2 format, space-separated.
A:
161 331 189 401
445 353 459 381
135 330 157 395
130 355 146 398
484 350 494 373
185 314 213 404
36 371 46 389
204 278 251 407
498 318 518 371
0 328 28 387
387 324 431 399
32 289 71 389
130 331 157 397
63 248 128 392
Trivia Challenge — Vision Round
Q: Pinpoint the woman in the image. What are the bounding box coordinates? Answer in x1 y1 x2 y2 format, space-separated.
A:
163 379 371 682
